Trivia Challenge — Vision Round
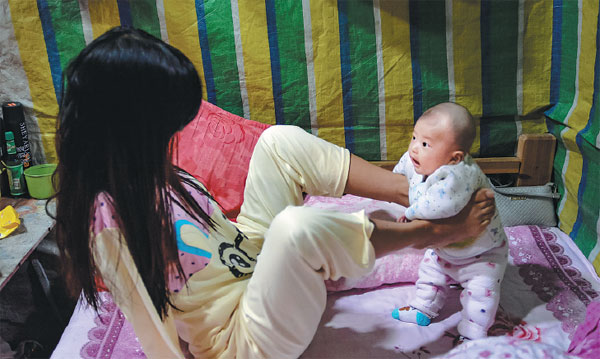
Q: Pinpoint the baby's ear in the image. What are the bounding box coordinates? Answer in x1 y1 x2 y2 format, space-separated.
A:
449 150 464 165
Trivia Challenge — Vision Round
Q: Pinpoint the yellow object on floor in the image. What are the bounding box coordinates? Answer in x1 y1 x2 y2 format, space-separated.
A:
0 205 21 239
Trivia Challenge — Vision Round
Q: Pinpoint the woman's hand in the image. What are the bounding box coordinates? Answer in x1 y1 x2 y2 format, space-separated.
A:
369 188 496 256
417 188 496 249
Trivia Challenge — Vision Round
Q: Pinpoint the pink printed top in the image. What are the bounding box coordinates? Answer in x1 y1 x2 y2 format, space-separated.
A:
91 176 261 358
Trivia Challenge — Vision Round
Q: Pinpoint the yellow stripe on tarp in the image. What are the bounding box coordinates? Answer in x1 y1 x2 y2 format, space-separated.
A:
8 0 58 163
87 0 120 39
309 0 345 147
163 0 207 101
520 114 547 135
522 0 552 117
592 220 600 274
558 0 597 234
237 1 276 125
452 0 482 155
519 0 549 140
559 145 584 234
593 253 600 275
520 120 547 136
380 0 412 161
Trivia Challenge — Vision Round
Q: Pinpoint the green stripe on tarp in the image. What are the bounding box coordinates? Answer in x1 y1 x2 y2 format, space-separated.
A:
572 136 599 255
582 99 600 146
129 0 161 39
482 0 518 116
414 0 448 116
46 0 86 76
203 0 243 116
345 0 380 160
546 119 567 208
479 115 518 157
547 0 579 122
273 0 310 131
480 0 518 156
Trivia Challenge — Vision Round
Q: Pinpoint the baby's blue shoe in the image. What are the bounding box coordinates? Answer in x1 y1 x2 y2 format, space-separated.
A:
391 306 431 326
391 307 400 320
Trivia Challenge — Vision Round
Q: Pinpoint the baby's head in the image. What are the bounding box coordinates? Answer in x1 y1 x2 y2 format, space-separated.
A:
408 102 475 176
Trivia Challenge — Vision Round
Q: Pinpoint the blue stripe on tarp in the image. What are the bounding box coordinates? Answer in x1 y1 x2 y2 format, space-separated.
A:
547 0 563 116
195 0 216 103
116 0 133 28
265 0 284 125
36 0 62 102
338 0 354 152
570 7 599 239
409 0 422 123
545 117 556 134
479 119 491 157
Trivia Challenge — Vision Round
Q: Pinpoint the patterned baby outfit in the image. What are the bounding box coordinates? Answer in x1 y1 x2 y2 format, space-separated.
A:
393 152 508 339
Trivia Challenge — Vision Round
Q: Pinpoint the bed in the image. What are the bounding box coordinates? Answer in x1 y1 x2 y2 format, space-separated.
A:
51 103 599 359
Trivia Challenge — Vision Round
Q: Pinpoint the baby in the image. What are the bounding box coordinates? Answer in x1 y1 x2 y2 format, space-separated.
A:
391 102 507 341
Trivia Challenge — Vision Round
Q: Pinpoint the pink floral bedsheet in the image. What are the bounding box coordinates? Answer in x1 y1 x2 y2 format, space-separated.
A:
51 196 600 359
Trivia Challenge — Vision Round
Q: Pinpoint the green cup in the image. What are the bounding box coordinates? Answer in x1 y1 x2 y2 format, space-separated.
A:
24 163 58 199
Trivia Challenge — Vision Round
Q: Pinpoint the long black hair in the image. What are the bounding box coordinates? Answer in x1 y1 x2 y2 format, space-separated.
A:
54 27 214 319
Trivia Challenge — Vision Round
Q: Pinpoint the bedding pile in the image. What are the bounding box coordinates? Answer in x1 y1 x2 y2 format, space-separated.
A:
51 195 600 359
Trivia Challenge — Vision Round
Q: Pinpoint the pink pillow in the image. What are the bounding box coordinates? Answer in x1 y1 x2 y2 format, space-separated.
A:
304 195 425 291
325 248 425 291
173 101 270 219
567 300 600 358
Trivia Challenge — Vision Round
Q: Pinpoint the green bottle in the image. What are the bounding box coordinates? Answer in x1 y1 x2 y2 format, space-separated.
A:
4 131 26 196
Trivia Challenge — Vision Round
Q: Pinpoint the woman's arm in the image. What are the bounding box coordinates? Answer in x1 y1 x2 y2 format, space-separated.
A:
345 154 410 206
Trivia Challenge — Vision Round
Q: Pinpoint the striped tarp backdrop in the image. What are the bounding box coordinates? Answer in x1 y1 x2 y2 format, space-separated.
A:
0 0 598 273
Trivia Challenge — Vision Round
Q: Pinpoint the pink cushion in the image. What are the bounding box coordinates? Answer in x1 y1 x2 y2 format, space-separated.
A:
568 300 600 358
173 101 270 219
304 194 425 291
324 248 424 291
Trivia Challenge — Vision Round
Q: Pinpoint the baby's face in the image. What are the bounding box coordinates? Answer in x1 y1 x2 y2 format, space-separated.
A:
408 115 458 176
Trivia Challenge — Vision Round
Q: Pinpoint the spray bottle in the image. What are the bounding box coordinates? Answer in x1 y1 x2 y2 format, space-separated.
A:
2 102 32 169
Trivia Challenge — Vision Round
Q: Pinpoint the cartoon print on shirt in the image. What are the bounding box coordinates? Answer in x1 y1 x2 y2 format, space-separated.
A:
219 229 256 278
170 219 212 292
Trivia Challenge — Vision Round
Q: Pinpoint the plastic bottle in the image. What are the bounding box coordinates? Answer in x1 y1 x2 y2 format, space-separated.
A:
4 131 26 196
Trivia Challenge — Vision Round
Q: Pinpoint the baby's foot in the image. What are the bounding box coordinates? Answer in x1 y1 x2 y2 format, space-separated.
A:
391 306 431 326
